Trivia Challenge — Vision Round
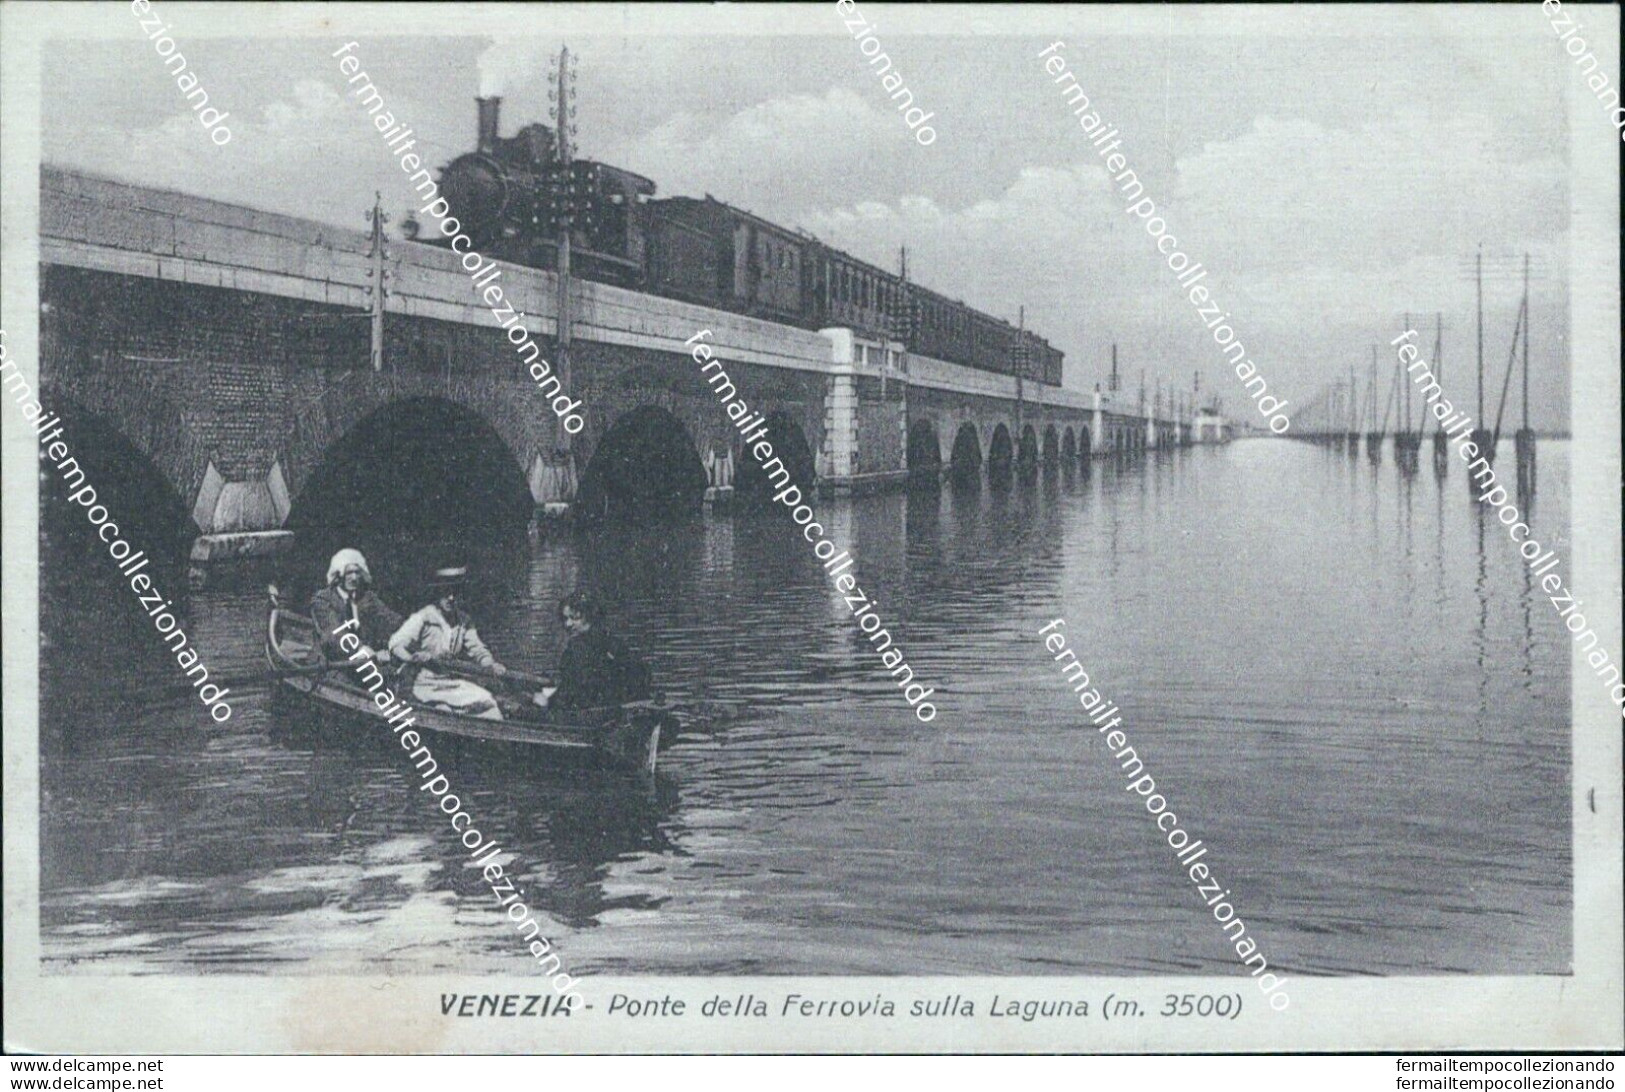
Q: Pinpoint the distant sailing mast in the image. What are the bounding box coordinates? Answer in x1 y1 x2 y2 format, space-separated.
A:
549 44 578 455
1431 313 1448 476
1346 362 1359 453
1468 247 1494 476
1365 344 1382 463
1514 254 1537 496
1377 342 1401 465
1459 248 1541 494
1395 312 1418 474
1481 253 1535 508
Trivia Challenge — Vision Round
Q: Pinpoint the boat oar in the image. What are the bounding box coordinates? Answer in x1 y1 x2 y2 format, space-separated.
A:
430 659 553 690
150 660 330 701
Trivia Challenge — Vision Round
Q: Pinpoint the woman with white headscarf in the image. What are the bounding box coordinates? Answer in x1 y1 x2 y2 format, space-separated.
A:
308 548 403 662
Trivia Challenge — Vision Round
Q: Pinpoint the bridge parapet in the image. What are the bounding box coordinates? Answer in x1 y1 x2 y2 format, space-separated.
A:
43 167 376 311
43 166 843 377
903 349 1092 411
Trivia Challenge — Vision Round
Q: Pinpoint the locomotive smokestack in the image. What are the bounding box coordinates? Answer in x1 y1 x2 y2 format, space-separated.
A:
476 96 501 154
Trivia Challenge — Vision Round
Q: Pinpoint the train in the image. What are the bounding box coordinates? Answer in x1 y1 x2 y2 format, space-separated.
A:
412 97 1063 386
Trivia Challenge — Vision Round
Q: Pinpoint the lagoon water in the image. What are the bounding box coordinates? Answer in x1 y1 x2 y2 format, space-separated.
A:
39 439 1571 976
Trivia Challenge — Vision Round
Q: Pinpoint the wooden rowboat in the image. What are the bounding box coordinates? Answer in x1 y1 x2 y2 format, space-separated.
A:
266 587 670 774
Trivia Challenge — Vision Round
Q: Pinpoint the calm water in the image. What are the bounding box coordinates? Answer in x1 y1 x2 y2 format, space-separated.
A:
40 440 1571 976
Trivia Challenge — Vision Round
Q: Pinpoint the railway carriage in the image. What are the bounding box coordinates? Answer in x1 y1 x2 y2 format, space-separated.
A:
426 96 1063 386
804 240 901 341
647 196 808 324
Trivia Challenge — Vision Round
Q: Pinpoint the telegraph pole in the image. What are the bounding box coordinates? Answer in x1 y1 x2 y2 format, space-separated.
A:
1348 361 1358 453
367 191 388 373
1015 306 1025 420
549 45 577 435
886 245 907 403
895 244 913 396
1521 253 1530 434
1431 312 1447 475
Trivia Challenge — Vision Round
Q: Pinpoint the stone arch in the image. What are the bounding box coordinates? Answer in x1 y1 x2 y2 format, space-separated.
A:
1042 425 1060 465
949 422 982 481
1018 424 1040 467
736 409 816 505
907 418 943 478
577 404 709 521
1062 427 1077 462
281 373 540 505
38 399 203 682
1078 424 1093 458
41 397 197 552
988 423 1014 469
45 369 211 525
287 395 533 532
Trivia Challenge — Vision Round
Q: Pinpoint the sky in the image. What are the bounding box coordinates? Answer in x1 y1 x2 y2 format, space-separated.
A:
38 7 1598 430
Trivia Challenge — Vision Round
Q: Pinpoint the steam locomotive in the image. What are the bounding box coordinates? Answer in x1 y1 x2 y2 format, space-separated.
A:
416 97 1063 385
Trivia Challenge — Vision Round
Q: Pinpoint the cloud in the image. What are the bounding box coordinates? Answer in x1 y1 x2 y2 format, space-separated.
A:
1170 111 1564 284
792 106 1567 419
607 87 904 218
799 162 1133 386
43 74 507 240
46 79 403 231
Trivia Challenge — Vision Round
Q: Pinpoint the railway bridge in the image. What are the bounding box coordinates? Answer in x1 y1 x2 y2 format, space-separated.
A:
36 167 1189 577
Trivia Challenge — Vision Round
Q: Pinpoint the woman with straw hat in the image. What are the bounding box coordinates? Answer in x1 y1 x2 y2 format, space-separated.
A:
387 566 509 720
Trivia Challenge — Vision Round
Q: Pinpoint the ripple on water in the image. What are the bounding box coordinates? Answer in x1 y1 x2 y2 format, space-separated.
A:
41 444 1571 976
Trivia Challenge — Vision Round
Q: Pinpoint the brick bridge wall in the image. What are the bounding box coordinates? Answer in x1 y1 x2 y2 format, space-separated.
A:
37 166 1179 555
39 265 834 533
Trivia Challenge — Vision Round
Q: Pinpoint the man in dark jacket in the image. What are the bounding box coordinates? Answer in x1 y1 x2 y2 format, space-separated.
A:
308 548 402 662
542 591 650 711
